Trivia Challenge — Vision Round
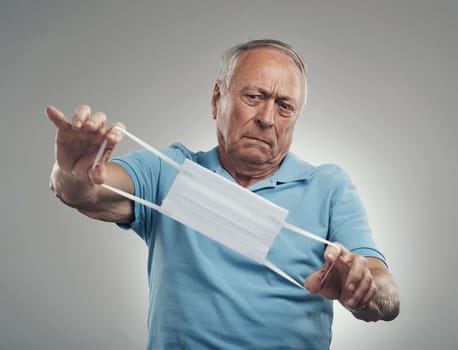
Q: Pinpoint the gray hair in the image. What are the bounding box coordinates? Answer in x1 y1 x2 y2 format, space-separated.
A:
216 39 309 99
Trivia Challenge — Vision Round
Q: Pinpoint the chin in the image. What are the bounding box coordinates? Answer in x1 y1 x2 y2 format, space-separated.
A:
238 150 271 165
229 142 276 164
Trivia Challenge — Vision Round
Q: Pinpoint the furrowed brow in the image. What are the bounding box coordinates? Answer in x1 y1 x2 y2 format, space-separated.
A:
276 95 297 105
239 86 265 94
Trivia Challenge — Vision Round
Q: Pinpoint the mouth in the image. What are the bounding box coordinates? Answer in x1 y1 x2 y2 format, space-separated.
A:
244 135 271 146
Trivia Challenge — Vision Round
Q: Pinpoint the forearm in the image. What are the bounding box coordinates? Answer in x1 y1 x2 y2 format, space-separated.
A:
50 162 134 223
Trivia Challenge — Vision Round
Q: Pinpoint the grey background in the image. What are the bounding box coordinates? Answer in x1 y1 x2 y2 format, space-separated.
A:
1 0 456 349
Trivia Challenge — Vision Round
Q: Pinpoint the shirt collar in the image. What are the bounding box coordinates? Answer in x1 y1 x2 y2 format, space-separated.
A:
197 147 312 191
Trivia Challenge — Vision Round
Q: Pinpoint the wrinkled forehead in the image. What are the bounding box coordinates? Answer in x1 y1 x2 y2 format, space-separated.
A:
231 48 306 104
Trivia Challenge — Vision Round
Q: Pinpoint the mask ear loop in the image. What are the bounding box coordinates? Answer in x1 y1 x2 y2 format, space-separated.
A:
282 223 341 287
92 127 342 289
263 260 305 288
112 127 181 170
91 127 181 214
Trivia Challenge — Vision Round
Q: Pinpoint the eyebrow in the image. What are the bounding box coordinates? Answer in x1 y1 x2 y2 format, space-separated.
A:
239 86 297 104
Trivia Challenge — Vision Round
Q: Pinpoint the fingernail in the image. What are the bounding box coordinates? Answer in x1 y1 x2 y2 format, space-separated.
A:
347 283 355 291
74 121 82 128
304 279 312 291
347 299 356 308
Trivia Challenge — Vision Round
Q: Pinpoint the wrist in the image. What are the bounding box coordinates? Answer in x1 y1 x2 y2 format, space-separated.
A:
50 162 96 207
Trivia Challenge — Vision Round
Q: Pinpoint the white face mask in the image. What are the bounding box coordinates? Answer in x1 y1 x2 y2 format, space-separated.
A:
95 127 340 289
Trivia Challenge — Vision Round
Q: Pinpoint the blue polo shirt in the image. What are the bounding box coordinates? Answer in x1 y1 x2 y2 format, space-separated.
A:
112 143 385 350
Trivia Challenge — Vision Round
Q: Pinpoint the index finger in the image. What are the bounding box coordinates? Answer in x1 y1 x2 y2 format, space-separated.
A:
46 105 71 129
320 243 345 287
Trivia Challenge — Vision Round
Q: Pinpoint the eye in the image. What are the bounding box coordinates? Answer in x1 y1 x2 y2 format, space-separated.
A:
243 94 262 105
278 101 295 116
280 102 293 110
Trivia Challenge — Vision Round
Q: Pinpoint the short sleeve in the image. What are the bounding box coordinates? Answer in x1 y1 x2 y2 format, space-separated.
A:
110 144 190 245
328 170 386 262
111 149 162 244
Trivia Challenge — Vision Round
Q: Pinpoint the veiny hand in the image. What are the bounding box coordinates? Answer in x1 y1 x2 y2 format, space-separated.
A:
304 243 377 312
46 105 125 184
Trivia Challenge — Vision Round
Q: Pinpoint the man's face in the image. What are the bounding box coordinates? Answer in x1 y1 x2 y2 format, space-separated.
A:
212 48 305 167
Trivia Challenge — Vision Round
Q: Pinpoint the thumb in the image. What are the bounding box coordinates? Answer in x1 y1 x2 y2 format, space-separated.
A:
304 244 341 293
88 137 112 185
304 269 325 293
88 163 107 185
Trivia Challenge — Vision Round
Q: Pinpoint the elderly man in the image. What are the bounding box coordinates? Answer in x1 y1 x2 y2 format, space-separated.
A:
47 39 400 349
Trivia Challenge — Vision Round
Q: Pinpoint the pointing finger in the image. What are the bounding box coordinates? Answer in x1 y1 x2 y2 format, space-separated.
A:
46 105 70 129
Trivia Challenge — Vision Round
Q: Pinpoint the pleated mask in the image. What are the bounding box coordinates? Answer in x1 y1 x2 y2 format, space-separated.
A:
93 127 341 288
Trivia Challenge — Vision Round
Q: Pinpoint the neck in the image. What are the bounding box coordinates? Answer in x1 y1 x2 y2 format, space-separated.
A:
218 148 281 188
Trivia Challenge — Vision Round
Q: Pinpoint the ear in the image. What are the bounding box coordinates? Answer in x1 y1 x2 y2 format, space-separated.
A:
211 82 221 120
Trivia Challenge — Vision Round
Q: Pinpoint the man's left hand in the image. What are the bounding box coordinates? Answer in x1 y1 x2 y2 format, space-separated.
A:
304 243 400 322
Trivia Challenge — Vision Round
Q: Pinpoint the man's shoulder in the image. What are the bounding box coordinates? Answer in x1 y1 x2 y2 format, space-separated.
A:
310 163 349 180
164 142 196 162
167 143 220 169
282 153 349 184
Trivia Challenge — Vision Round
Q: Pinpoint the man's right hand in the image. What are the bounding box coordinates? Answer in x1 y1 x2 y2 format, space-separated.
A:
46 104 125 184
47 105 134 223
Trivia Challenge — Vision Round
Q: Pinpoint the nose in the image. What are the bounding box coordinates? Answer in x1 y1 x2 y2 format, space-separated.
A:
255 100 275 128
